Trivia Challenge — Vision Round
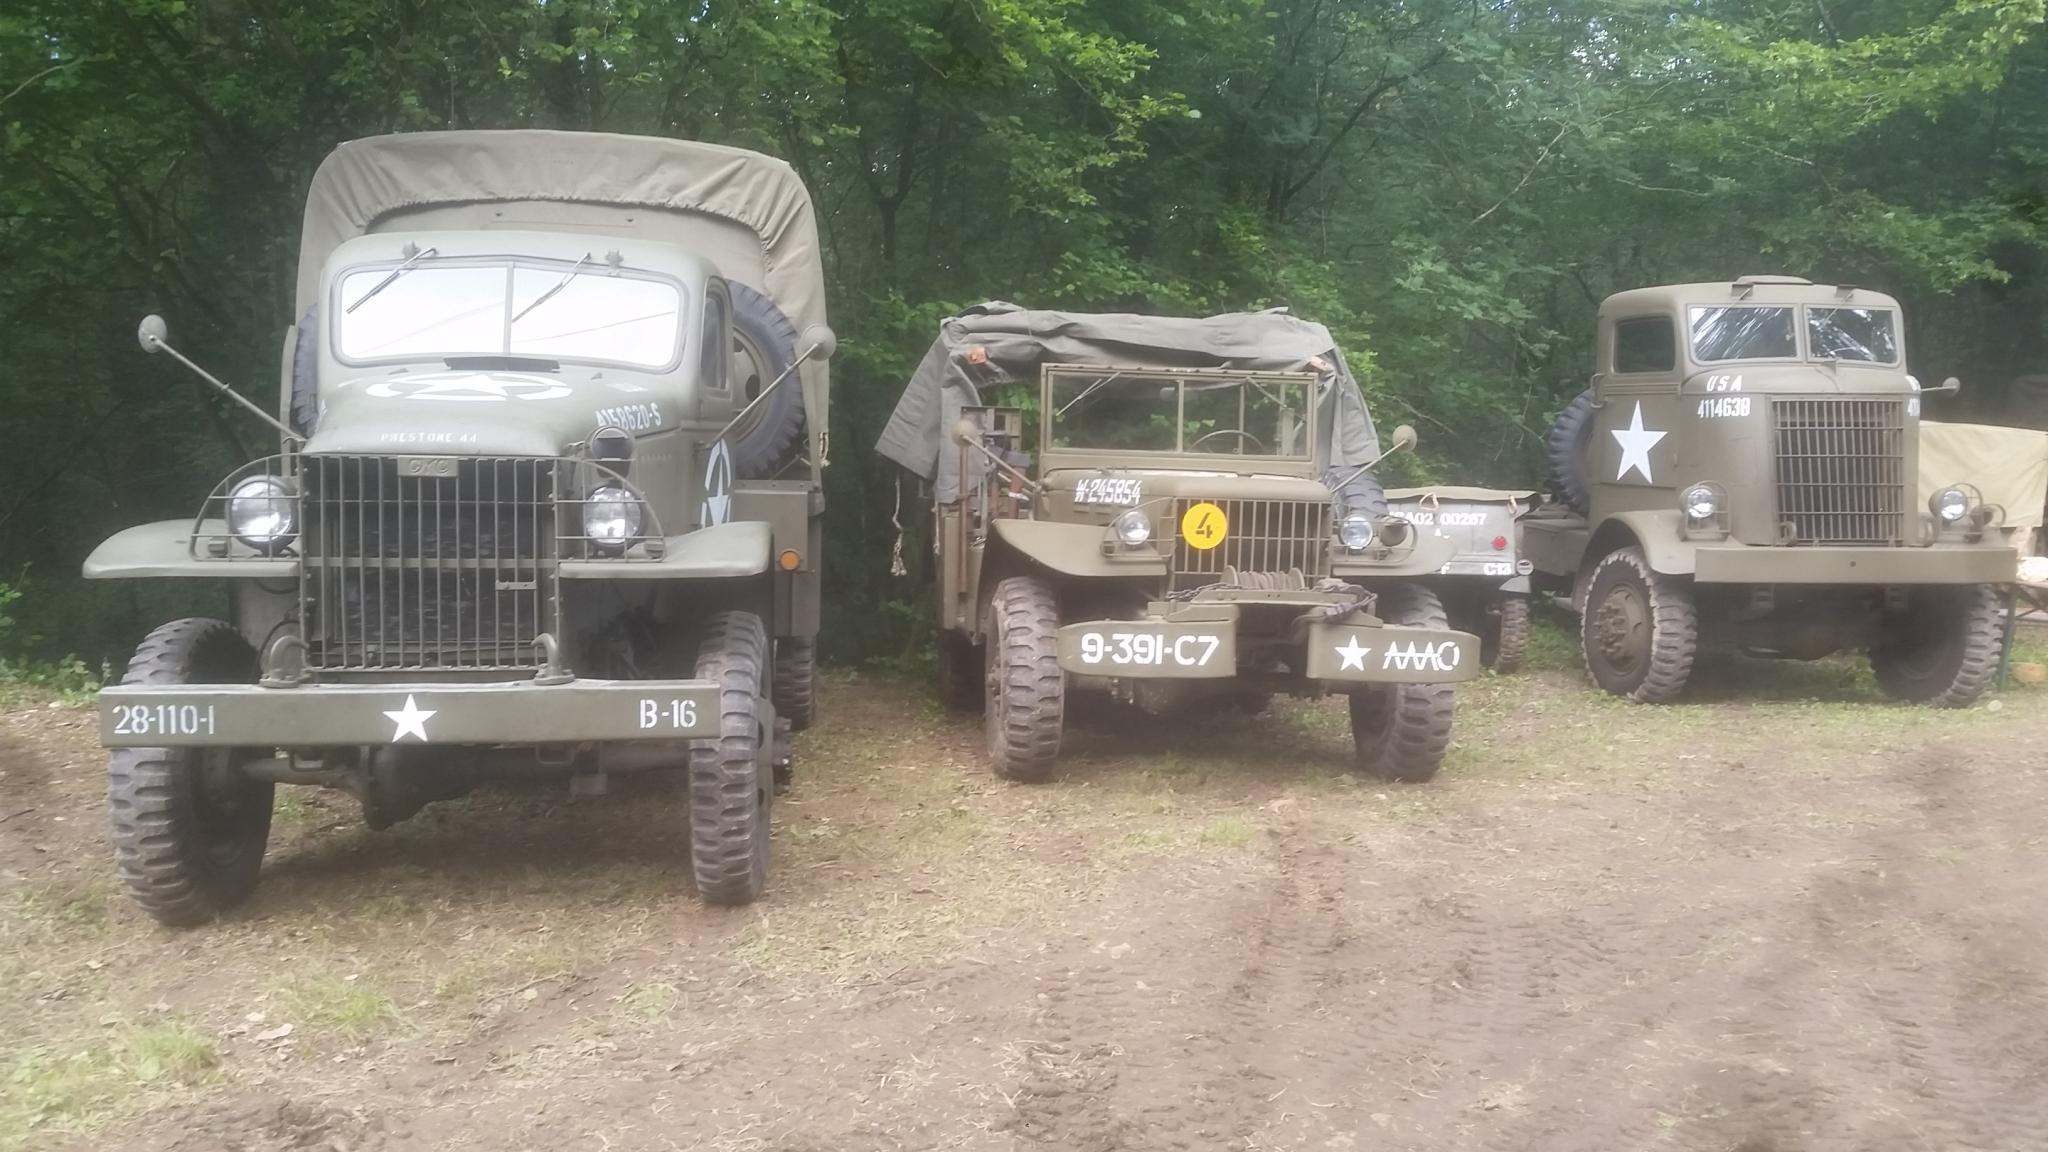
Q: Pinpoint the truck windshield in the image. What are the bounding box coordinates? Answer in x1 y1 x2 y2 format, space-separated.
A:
1046 369 1313 458
335 260 684 369
1689 306 1797 362
1807 307 1898 363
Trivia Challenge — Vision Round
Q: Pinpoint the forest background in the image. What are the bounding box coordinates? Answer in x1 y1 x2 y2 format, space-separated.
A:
3 0 2044 671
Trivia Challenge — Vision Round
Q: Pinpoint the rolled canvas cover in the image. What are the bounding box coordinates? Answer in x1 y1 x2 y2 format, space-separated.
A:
876 303 1381 502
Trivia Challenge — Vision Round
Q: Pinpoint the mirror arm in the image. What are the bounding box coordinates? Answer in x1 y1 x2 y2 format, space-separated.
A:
1328 435 1414 495
144 332 304 443
711 338 828 447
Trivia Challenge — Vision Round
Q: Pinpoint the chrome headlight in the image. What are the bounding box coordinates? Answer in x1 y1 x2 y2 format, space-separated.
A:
584 484 644 551
1682 483 1719 521
1338 513 1374 552
1931 485 1971 524
227 475 297 553
1111 509 1152 548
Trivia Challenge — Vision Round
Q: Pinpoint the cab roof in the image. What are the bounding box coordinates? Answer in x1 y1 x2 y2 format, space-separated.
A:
295 131 826 337
1602 277 1903 316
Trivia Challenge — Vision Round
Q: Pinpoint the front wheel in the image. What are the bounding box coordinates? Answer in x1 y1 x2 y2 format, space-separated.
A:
1350 585 1456 783
1871 584 2002 707
772 636 818 732
107 618 274 927
1483 593 1530 673
983 576 1064 782
1580 546 1697 702
689 611 772 905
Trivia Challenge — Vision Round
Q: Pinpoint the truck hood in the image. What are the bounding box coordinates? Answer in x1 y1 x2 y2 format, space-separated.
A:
1682 362 1917 396
305 370 674 457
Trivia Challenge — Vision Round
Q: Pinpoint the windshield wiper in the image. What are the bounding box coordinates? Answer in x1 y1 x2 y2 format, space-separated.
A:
345 246 438 314
512 254 591 324
1054 370 1126 420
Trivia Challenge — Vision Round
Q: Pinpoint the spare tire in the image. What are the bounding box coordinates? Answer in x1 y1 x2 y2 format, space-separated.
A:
728 282 806 479
1326 467 1388 521
1546 388 1595 513
290 306 319 436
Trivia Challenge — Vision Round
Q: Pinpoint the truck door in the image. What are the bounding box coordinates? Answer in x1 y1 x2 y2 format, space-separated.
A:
1594 312 1681 513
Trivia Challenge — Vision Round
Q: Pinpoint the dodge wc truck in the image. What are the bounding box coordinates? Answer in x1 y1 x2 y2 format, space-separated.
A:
876 306 1480 784
1525 276 2015 704
88 131 835 923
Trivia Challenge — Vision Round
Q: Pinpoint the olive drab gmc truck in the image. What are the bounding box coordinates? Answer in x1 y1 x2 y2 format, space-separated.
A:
88 131 835 924
1524 276 2016 704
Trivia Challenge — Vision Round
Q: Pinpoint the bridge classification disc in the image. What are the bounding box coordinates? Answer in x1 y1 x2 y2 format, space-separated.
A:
1180 501 1228 551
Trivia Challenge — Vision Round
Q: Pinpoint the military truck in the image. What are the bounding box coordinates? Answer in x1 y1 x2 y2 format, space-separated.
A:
1524 276 2016 704
876 306 1481 782
1385 486 1537 672
87 131 835 924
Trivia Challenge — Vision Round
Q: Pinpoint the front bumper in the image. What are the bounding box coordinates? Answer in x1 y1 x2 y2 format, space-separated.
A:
1691 541 2016 585
1055 603 1480 685
98 677 720 748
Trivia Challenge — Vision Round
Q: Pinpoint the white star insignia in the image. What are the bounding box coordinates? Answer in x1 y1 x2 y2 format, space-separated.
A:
1335 635 1372 671
1612 401 1668 483
383 695 437 743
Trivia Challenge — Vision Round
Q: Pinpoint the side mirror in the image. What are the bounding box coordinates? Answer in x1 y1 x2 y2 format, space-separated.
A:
951 417 982 446
799 324 837 364
1391 423 1418 450
1924 376 1962 396
137 314 169 354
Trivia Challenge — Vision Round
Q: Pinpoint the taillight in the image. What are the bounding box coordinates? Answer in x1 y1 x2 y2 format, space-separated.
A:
1491 535 1508 550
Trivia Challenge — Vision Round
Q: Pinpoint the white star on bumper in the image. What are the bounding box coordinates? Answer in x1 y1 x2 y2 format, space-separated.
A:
383 695 437 743
1612 401 1668 483
1335 635 1372 671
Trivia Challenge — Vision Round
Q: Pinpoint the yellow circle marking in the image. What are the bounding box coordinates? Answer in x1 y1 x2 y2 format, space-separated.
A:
1180 501 1229 551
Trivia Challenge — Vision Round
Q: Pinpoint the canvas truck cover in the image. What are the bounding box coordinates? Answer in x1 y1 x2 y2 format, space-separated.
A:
876 303 1380 503
1919 421 2048 537
295 129 828 384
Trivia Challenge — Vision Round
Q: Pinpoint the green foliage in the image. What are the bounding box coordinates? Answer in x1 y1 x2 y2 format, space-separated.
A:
2 0 2045 663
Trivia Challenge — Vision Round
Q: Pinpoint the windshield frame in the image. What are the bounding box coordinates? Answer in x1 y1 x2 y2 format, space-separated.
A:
328 254 690 374
1683 302 1903 368
1036 364 1321 470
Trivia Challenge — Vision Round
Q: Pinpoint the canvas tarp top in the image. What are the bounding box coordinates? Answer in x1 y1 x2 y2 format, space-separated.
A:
875 303 1380 503
1387 486 1537 503
1920 420 2048 534
294 131 827 343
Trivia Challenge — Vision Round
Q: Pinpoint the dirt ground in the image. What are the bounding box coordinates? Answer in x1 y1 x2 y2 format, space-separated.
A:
6 621 2048 1151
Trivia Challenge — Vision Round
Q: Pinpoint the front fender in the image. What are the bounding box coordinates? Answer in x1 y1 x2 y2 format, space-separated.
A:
559 521 772 580
1330 531 1457 580
990 519 1167 579
1591 510 1696 576
84 521 294 580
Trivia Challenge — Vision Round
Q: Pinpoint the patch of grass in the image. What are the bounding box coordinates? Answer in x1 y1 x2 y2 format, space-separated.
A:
15 882 108 935
282 976 395 1041
612 980 682 1023
0 1023 216 1147
1198 815 1255 847
272 790 313 827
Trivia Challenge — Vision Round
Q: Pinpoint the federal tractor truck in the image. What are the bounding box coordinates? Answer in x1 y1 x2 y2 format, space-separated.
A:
876 305 1481 784
88 131 835 923
1524 276 2016 704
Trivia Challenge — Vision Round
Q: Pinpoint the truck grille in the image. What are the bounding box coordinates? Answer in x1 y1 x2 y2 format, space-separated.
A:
1771 398 1907 544
299 456 558 671
1168 498 1331 591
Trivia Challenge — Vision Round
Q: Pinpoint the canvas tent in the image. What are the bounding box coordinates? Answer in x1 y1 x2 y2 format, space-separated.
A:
294 130 829 394
875 303 1381 503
